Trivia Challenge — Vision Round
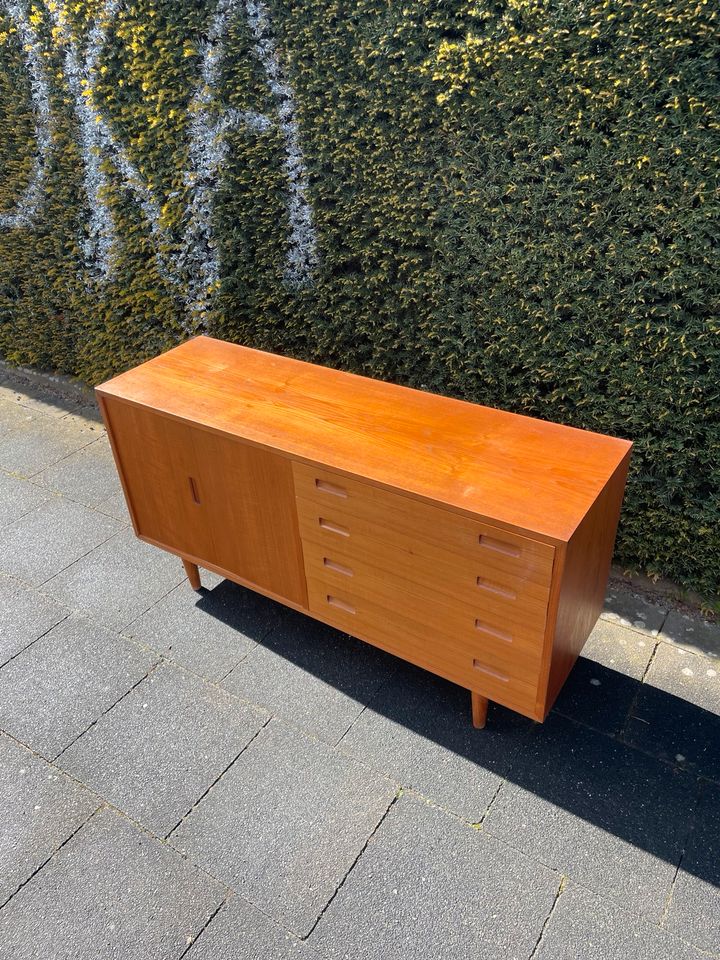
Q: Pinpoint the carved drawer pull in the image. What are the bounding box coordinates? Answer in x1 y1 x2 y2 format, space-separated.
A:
476 577 516 599
319 518 350 537
479 534 520 557
473 661 510 682
323 557 353 577
315 478 348 498
327 595 355 614
475 620 513 643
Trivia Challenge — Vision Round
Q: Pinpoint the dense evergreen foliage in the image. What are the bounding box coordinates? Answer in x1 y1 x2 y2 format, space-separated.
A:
1 1 718 595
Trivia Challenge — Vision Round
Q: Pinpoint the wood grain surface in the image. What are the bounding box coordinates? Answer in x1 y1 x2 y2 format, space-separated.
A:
97 336 632 543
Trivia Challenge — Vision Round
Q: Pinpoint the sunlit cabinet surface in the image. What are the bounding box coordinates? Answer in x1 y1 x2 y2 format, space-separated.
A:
97 336 632 727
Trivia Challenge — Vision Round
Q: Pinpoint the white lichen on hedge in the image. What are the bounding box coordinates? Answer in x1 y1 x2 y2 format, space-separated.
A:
0 0 52 230
2 0 317 313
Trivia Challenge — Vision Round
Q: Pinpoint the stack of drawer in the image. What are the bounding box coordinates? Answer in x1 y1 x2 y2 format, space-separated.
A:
293 462 556 717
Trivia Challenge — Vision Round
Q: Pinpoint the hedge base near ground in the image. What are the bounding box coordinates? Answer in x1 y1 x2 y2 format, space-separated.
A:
1 0 718 597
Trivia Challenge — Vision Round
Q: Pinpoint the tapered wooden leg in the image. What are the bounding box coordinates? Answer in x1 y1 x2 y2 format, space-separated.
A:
471 692 489 729
182 559 201 591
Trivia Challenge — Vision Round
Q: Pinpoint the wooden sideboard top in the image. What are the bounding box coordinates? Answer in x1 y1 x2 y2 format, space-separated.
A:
97 336 632 543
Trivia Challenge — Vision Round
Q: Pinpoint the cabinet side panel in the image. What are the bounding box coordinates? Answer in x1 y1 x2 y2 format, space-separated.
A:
542 451 632 715
97 393 140 533
190 432 308 608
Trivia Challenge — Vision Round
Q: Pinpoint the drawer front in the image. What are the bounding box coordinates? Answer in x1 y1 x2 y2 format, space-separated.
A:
293 462 555 587
305 577 540 716
298 512 551 637
301 538 547 653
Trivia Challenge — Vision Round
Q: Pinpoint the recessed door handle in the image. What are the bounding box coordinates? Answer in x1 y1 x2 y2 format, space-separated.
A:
188 477 201 504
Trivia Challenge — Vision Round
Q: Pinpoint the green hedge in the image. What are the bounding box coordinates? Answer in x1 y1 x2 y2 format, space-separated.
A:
1 0 718 596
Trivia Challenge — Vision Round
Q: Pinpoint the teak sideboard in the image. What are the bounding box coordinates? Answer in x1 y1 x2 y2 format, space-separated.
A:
96 336 632 728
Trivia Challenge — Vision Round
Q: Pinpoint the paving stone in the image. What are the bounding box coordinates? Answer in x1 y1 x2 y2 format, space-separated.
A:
552 657 640 736
624 643 720 780
339 662 532 820
94 488 130 521
0 733 99 906
311 793 559 960
0 471 52 526
602 586 667 637
0 807 226 960
553 620 657 735
663 782 720 954
170 718 396 937
582 617 657 680
43 527 185 629
33 436 122 507
0 391 74 420
0 614 157 759
0 399 46 435
222 607 397 744
59 662 268 837
659 609 720 660
0 413 98 477
534 882 708 960
186 895 318 960
127 578 273 682
483 713 695 920
0 575 67 667
0 497 123 585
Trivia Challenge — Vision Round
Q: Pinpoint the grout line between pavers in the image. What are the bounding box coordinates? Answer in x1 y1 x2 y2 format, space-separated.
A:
301 791 400 942
25 431 109 482
35 525 126 590
0 729 237 895
52 660 162 763
0 611 70 672
177 894 232 959
527 875 567 960
617 637 661 743
165 714 273 842
0 803 103 913
659 775 703 928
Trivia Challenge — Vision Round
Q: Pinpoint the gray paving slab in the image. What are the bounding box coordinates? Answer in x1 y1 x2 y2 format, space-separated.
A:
94 488 130 521
59 662 268 837
0 391 72 419
222 607 397 744
659 609 720 660
552 656 640 736
624 643 720 780
0 806 226 960
170 718 396 937
127 578 274 682
552 620 657 734
338 663 532 820
534 883 708 960
186 895 319 960
0 471 52 526
582 617 657 680
0 614 157 759
0 398 44 434
43 527 185 629
33 436 122 507
0 575 67 667
663 782 720 954
602 586 667 637
0 497 123 585
311 792 560 960
483 713 696 920
0 733 99 906
0 412 99 477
